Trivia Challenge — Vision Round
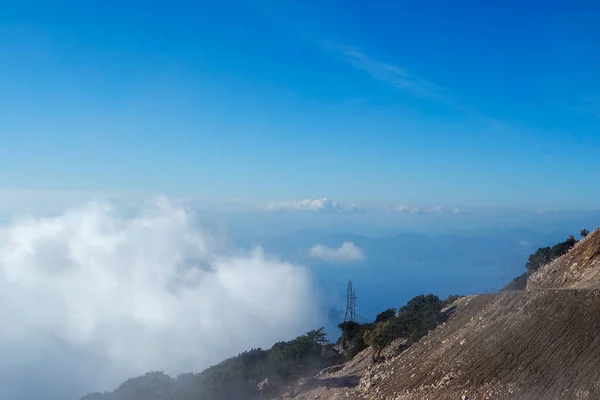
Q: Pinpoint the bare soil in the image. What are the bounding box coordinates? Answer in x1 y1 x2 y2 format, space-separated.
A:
360 290 600 399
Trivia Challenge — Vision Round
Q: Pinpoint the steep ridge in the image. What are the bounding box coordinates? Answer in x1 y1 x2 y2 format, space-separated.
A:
528 228 600 290
288 228 600 399
358 290 600 399
287 290 600 400
353 228 600 399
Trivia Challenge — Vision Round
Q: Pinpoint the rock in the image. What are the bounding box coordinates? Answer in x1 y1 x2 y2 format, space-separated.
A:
257 378 270 392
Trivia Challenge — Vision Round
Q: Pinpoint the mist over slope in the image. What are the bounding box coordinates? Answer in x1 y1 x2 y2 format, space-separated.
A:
0 197 322 400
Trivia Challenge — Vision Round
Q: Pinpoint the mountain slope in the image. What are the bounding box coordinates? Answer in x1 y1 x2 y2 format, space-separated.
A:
285 290 600 400
288 228 600 399
358 290 600 399
354 228 600 399
528 228 600 290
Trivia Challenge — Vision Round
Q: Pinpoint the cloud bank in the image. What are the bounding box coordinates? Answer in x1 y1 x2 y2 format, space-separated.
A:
264 198 364 213
0 197 321 400
390 204 466 215
309 242 365 263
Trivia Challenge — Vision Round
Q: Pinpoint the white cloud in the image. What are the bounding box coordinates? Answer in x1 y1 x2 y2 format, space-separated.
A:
388 205 468 215
518 240 530 246
534 208 560 214
426 206 446 214
390 204 447 215
390 204 418 214
264 198 365 213
309 242 365 263
0 197 320 399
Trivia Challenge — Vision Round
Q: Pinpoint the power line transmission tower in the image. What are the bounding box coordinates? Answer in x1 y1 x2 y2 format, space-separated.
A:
344 280 357 322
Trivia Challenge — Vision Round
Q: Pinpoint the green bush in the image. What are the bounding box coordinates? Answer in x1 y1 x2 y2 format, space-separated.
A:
398 294 445 342
581 229 590 238
442 294 461 306
364 318 402 351
337 321 370 359
375 308 396 323
503 234 580 291
364 294 446 353
525 235 577 274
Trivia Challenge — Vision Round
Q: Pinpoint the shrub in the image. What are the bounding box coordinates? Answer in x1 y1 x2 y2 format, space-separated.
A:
375 308 396 323
581 229 590 238
364 318 402 351
337 321 369 359
442 294 461 306
504 234 580 291
365 294 446 354
525 236 577 274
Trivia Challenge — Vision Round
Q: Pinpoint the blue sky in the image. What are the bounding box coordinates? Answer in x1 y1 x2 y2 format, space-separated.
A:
2 0 600 210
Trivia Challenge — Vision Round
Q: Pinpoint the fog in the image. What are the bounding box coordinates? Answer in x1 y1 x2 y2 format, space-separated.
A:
0 197 322 400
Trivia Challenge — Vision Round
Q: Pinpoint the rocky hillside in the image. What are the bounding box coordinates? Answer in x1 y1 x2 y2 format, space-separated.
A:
286 228 600 400
281 290 600 400
362 290 600 399
527 228 600 290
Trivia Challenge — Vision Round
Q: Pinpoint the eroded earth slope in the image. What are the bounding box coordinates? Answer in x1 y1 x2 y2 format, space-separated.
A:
288 228 600 400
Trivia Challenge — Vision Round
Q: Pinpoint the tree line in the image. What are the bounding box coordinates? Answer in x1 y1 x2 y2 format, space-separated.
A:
502 229 590 291
337 294 458 361
80 293 458 400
